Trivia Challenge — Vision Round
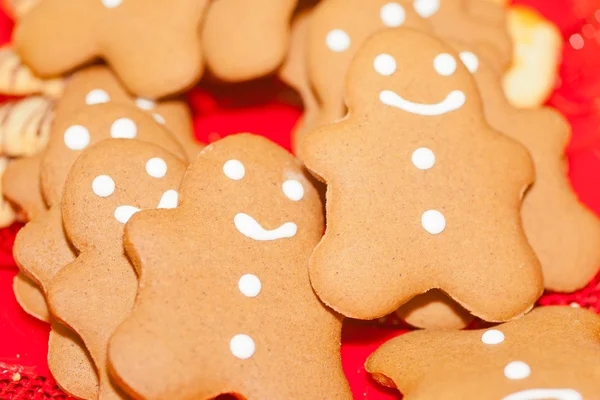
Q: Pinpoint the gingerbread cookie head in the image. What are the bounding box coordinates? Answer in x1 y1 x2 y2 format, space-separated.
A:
367 306 600 398
109 134 350 400
41 103 186 207
202 0 297 81
56 66 203 159
14 0 208 98
302 29 541 322
307 0 433 127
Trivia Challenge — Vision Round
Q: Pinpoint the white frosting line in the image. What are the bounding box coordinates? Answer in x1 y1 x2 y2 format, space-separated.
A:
234 213 297 241
379 90 465 116
502 389 583 400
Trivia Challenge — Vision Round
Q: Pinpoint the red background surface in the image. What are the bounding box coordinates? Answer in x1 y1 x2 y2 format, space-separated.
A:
2 1 600 398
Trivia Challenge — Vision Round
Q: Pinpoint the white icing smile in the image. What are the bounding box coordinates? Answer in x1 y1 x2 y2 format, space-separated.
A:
502 389 583 400
234 213 297 241
379 89 465 116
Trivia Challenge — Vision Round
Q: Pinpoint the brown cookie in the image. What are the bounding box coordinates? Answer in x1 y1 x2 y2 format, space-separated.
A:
3 153 45 222
14 0 208 99
109 134 351 400
366 306 600 398
56 65 203 160
13 103 186 398
0 96 53 157
414 0 512 70
47 139 187 400
396 289 474 329
13 272 49 322
0 157 16 227
468 0 506 27
202 0 298 82
1 0 40 19
0 46 65 98
305 0 433 155
302 29 542 321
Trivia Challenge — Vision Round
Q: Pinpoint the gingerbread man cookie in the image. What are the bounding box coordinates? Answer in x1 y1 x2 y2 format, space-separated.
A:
414 0 512 71
109 134 351 400
303 0 432 153
13 103 185 398
47 139 187 400
367 306 600 398
202 0 298 82
14 0 208 98
302 29 542 321
56 65 203 160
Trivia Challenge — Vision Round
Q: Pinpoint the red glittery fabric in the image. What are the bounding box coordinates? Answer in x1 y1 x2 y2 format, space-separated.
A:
2 1 600 399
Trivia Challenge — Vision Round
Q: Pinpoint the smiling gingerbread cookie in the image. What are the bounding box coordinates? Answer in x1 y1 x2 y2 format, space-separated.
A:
367 306 600 399
108 134 351 400
14 0 207 98
302 29 542 322
48 139 187 400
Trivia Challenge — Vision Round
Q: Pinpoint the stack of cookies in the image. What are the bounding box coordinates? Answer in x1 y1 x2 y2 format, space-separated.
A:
2 0 599 399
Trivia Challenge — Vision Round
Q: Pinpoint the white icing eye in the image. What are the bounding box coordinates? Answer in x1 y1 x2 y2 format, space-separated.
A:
158 190 178 209
326 29 351 52
114 205 140 224
135 98 155 110
64 125 90 150
92 175 115 198
380 3 406 27
152 113 166 125
110 118 137 139
102 0 121 8
223 160 245 180
459 52 479 73
374 54 397 76
85 89 110 105
413 0 440 18
481 329 505 345
434 53 457 76
504 361 531 380
230 334 255 359
146 157 167 178
421 210 445 234
411 147 435 170
238 274 261 297
282 180 304 201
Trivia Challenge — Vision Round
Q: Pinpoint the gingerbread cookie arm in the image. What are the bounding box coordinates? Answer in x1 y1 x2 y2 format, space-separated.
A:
49 322 99 400
13 272 49 322
14 1 97 78
396 289 474 330
3 154 46 221
153 101 204 160
202 0 298 81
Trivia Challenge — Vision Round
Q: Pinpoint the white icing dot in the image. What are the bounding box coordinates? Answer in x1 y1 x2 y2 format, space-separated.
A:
481 329 505 345
145 157 167 178
504 361 531 380
114 205 140 224
158 190 178 209
152 113 166 125
380 3 406 27
101 0 121 8
110 118 137 139
459 52 479 73
85 89 110 105
223 160 245 180
413 0 440 18
135 98 155 110
411 147 435 170
230 334 255 359
238 274 261 297
374 54 397 76
434 53 457 76
326 29 351 52
282 180 304 201
421 210 446 234
64 125 90 150
92 175 115 198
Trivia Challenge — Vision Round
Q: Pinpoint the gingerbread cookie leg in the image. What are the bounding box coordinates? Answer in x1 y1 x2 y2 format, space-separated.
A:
202 0 298 81
3 154 46 222
13 272 49 322
396 289 474 329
